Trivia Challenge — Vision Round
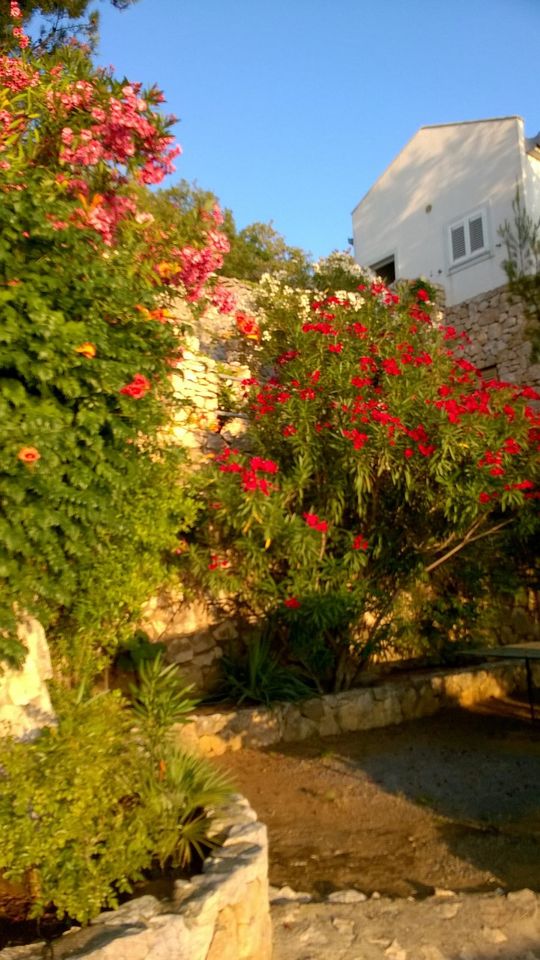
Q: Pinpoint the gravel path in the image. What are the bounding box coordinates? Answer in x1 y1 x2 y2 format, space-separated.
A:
271 887 540 960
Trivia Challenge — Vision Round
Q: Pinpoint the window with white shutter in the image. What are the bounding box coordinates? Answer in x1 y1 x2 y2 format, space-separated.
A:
448 209 488 265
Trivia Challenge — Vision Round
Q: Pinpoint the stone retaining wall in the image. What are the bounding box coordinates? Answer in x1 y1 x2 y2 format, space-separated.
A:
0 616 55 741
0 795 271 960
445 283 540 388
177 660 527 756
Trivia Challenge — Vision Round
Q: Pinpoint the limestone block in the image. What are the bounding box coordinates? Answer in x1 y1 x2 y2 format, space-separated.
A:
212 620 238 642
237 914 272 960
193 648 219 668
281 711 318 743
317 711 341 737
242 706 283 748
414 684 441 717
205 906 238 960
367 692 403 728
197 734 237 756
300 697 326 722
5 668 42 706
335 690 374 732
0 617 55 740
399 685 420 720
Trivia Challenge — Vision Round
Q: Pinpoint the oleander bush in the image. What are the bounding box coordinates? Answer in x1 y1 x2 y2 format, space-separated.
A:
182 275 540 690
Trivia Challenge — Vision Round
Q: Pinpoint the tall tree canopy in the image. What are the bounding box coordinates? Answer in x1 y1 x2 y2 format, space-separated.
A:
1 0 139 50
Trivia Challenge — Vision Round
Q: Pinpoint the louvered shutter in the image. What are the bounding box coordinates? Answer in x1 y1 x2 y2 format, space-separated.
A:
469 215 485 253
451 224 466 261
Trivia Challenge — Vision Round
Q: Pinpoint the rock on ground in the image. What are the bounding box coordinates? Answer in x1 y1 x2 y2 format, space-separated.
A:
271 889 540 960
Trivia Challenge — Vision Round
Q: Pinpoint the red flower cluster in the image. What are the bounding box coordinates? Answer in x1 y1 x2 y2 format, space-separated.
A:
216 448 278 496
353 534 369 551
119 373 150 398
236 312 261 340
302 321 339 336
250 457 279 474
277 350 300 365
303 512 328 533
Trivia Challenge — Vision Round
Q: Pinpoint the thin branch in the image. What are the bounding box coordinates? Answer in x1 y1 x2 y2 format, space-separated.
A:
425 519 513 574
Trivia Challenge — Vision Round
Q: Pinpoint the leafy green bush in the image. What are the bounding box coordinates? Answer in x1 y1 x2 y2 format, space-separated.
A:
0 20 230 675
0 692 154 922
130 654 197 754
0 658 231 923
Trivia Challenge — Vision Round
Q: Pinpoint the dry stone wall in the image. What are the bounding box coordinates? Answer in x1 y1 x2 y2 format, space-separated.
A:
141 592 242 694
177 660 528 756
445 284 540 388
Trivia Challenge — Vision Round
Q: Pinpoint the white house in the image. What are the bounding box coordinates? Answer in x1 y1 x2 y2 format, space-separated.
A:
351 117 540 307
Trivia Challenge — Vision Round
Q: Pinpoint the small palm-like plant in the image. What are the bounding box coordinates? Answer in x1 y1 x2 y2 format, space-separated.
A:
141 747 232 868
131 654 233 868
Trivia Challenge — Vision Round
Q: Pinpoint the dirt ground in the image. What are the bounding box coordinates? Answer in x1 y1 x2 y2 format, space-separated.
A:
216 695 540 900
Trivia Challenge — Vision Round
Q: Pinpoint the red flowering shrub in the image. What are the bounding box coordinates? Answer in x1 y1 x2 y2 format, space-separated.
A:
184 277 539 690
0 23 229 670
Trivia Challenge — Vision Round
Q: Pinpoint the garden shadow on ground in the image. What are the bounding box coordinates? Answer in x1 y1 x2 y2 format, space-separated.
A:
220 695 540 898
282 698 540 893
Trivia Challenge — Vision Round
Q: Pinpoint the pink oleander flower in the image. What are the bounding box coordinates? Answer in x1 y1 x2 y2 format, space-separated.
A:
211 283 237 315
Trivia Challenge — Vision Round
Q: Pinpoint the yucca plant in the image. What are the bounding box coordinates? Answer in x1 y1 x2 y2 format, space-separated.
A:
220 634 314 705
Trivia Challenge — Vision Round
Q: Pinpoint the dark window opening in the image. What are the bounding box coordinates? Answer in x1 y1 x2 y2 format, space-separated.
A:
369 256 396 285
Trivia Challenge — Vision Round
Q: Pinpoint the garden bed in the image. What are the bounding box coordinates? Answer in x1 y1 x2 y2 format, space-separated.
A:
0 795 271 960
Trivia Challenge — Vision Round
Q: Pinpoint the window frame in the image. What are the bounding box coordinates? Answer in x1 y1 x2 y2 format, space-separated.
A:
447 208 489 269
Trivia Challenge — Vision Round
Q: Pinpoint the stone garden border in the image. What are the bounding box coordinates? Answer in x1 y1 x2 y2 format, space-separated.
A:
0 795 271 960
177 659 530 756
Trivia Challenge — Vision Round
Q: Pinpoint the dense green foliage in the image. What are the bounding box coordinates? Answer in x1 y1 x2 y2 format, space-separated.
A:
148 180 313 286
0 658 231 923
218 632 314 705
183 276 540 690
0 32 231 673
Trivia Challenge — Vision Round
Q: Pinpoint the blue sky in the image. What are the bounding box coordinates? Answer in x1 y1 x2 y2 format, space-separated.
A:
94 0 539 261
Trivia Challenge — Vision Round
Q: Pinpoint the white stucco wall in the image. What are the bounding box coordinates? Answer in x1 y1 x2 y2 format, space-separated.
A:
524 153 540 224
352 117 531 307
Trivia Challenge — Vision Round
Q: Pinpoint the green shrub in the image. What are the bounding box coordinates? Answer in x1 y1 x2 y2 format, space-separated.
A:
219 634 314 705
0 692 154 922
0 658 231 923
0 26 229 675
